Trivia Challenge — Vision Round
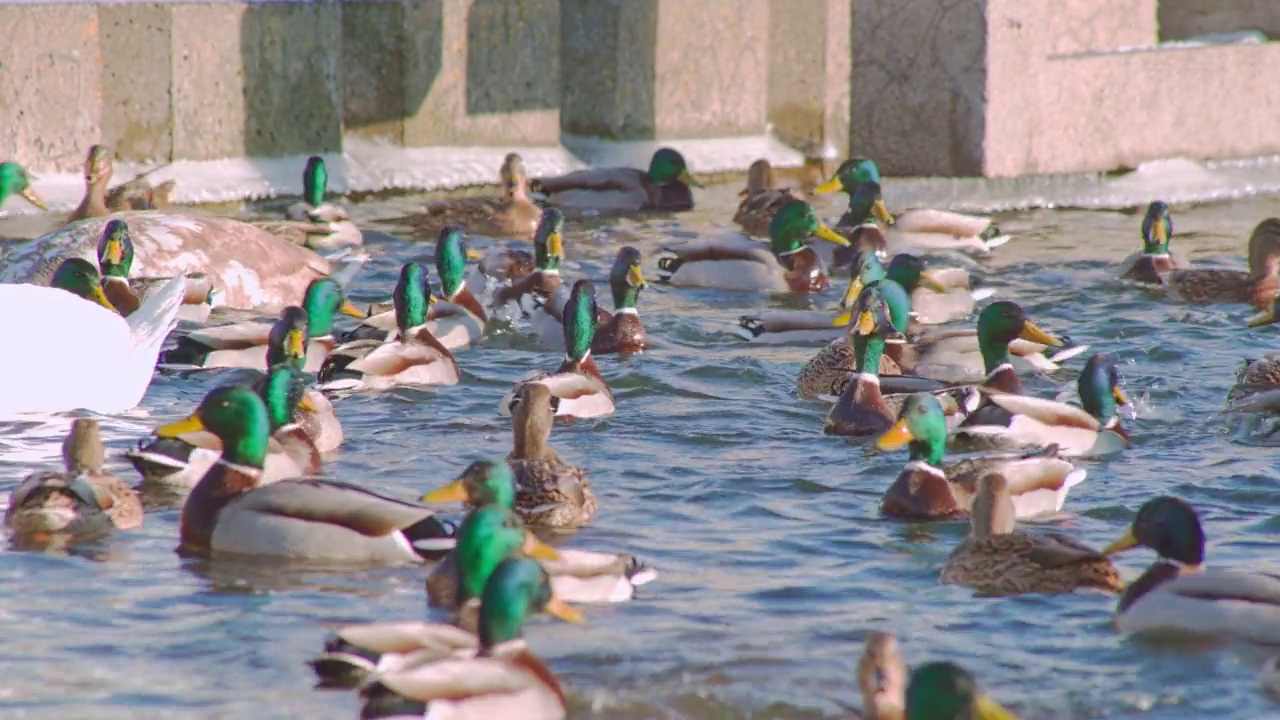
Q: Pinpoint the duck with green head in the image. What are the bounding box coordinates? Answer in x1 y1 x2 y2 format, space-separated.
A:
1101 496 1280 642
0 161 47 211
155 384 451 561
256 155 362 250
910 300 1072 388
533 147 701 213
1164 216 1280 307
657 198 850 293
1119 200 1183 284
905 662 1019 720
318 261 460 391
50 257 117 312
535 245 648 355
69 144 175 222
875 392 1087 520
359 557 581 720
93 219 218 321
423 458 656 605
494 207 567 311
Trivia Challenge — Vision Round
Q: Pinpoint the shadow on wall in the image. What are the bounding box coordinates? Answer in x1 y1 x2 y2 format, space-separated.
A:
558 0 657 140
466 0 560 116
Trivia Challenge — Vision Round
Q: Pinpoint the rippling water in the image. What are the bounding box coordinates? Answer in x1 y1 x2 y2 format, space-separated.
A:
4 172 1280 719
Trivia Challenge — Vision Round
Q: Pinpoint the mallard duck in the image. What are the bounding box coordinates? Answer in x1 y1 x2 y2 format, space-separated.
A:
1223 334 1280 413
414 152 541 240
657 199 851 293
0 161 47 210
155 385 452 561
490 208 565 312
940 473 1122 594
1102 496 1280 643
68 144 175 222
532 246 649 356
4 418 143 541
905 662 1018 720
912 301 1069 388
158 277 363 370
95 219 218 322
0 213 364 310
733 159 800 237
423 461 655 607
359 558 578 720
875 393 1086 520
534 147 701 212
430 386 597 529
127 363 322 489
797 277 909 400
1164 217 1280 307
0 259 184 417
1119 201 1185 284
318 262 460 391
253 155 362 250
855 632 907 720
499 280 614 420
954 353 1132 457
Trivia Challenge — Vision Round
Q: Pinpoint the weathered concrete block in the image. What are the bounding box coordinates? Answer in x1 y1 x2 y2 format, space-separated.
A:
0 5 102 173
766 0 850 158
403 0 560 147
171 4 248 160
99 3 173 162
1159 0 1280 42
341 1 407 144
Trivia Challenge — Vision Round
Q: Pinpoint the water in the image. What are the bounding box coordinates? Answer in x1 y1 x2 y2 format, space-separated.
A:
3 168 1280 719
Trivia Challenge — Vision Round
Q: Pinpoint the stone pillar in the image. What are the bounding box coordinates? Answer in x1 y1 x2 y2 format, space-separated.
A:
766 0 850 159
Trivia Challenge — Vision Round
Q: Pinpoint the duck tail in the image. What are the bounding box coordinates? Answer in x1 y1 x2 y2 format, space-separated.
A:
735 316 766 340
656 253 683 281
360 682 427 720
310 637 381 689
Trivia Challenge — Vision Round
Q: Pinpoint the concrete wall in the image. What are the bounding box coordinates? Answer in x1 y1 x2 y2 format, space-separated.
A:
1159 0 1280 41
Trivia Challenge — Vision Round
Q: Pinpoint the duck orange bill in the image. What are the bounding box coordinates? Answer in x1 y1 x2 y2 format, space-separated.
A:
521 531 561 561
465 247 486 261
976 695 1019 720
872 198 895 225
544 596 585 624
876 418 914 450
813 177 842 194
1113 386 1130 406
1017 320 1061 347
677 169 704 189
919 270 949 293
1153 219 1168 244
105 239 125 264
1101 528 1139 556
856 310 876 336
89 285 117 311
420 480 468 503
547 231 564 258
1247 308 1276 327
841 276 865 310
21 186 47 210
627 264 648 289
297 393 319 413
156 414 206 438
287 329 307 358
815 223 852 247
340 300 367 318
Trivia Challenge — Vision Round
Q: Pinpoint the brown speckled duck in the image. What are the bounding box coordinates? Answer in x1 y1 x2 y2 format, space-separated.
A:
68 145 175 222
414 153 541 240
1164 217 1280 307
733 159 800 238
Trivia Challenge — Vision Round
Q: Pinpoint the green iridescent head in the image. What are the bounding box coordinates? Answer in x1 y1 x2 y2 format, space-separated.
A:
96 220 135 279
840 251 887 310
50 258 115 311
886 254 949 295
301 277 361 337
435 226 468 300
1141 201 1172 255
848 283 901 374
156 386 271 468
839 181 894 228
393 262 432 338
1078 353 1129 424
266 306 310 370
563 280 598 362
647 148 702 188
770 199 851 255
302 155 327 208
1102 496 1205 566
253 363 308 433
533 208 565 272
876 392 948 466
976 301 1061 374
454 505 530 604
608 246 647 310
906 662 1016 720
0 162 46 210
422 458 517 510
816 157 880 195
478 557 583 651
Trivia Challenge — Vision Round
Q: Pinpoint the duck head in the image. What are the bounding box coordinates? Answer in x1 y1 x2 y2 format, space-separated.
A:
96 219 135 280
157 386 271 468
648 148 702 188
533 208 565 272
0 161 46 210
50 258 115 311
770 199 850 256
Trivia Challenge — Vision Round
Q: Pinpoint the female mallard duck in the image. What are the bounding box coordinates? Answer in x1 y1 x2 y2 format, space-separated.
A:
940 473 1123 594
5 419 143 541
68 144 175 222
318 262 460 391
657 199 851 293
95 219 218 322
953 353 1132 457
855 632 908 720
254 155 362 250
533 147 701 213
424 460 655 606
0 258 184 417
875 393 1086 520
158 277 364 370
797 276 909 400
733 159 800 237
127 363 322 490
1119 201 1184 284
531 246 649 356
493 208 566 312
1102 496 1280 643
359 558 578 720
1222 324 1280 413
415 152 540 240
905 662 1018 720
0 161 47 210
499 280 614 420
155 385 452 561
912 301 1069 387
1164 217 1280 307
430 386 596 529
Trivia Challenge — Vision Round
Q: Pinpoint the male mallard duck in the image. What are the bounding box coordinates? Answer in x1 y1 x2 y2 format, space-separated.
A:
68 144 175 222
95 219 218 322
155 385 452 561
875 393 1086 520
912 301 1069 388
0 161 47 210
1164 217 1280 307
534 147 701 213
415 152 540 240
127 363 322 489
254 155 362 250
733 159 800 237
492 208 566 311
657 199 851 293
1119 201 1184 284
424 461 655 606
905 662 1018 720
532 246 649 356
430 386 597 529
797 277 909 400
318 262 460 391
158 277 363 370
1102 496 1280 643
940 473 1123 594
359 558 577 720
0 259 184 417
499 280 614 420
5 418 143 541
954 353 1132 457
855 632 908 720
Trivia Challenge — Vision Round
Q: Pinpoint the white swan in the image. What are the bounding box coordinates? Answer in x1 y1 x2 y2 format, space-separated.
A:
0 259 184 417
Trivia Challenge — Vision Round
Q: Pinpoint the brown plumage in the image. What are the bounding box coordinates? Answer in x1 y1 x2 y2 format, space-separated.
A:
506 383 596 529
856 632 907 720
733 159 799 238
413 153 540 240
796 338 901 400
68 145 174 222
1165 218 1280 307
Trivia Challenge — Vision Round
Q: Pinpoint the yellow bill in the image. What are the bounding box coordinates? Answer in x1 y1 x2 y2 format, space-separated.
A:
287 328 306 358
21 186 47 210
627 263 648 289
89 285 117 312
421 479 468 504
156 414 205 438
1018 320 1061 347
522 531 562 561
677 169 704 189
813 177 843 194
815 223 851 247
340 300 367 318
832 309 852 328
1101 527 1139 556
872 198 894 225
105 238 125 264
465 247 486 261
544 595 585 624
976 695 1020 720
876 418 914 450
1153 219 1168 244
856 309 876 336
1247 307 1276 328
1113 386 1130 406
841 276 865 310
919 270 949 293
547 231 564 258
297 394 319 413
